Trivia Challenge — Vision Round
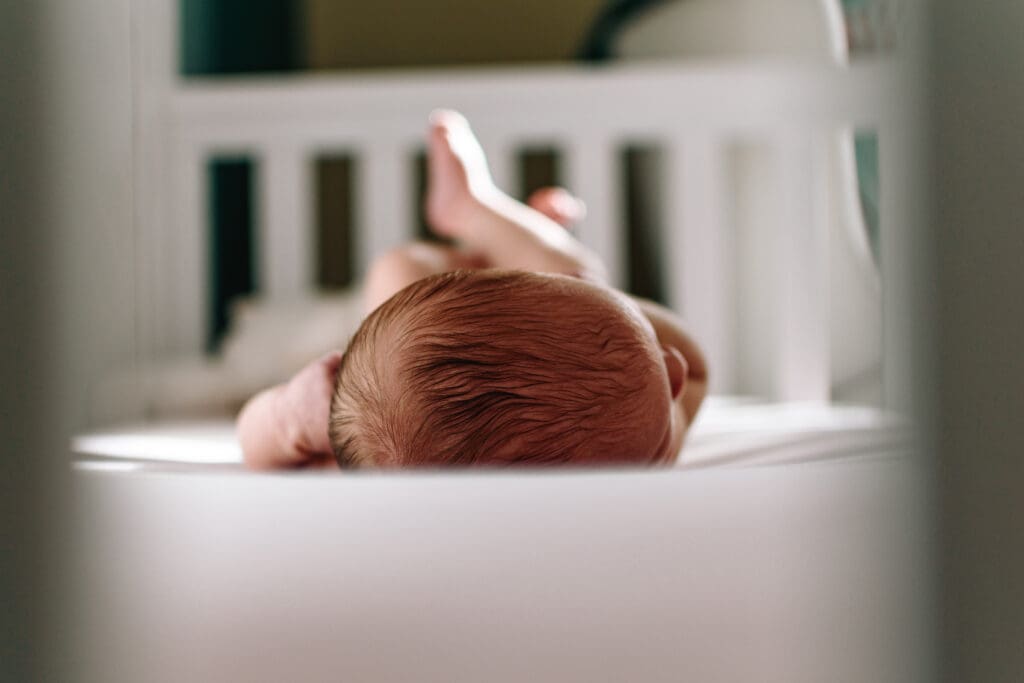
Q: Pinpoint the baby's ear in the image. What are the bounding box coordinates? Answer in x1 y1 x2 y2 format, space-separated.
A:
661 345 688 400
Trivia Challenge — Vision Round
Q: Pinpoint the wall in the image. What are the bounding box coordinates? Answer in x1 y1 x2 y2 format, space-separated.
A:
303 0 605 69
618 0 834 59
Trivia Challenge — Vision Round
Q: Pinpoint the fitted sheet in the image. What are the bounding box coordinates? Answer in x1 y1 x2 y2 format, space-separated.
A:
72 397 911 471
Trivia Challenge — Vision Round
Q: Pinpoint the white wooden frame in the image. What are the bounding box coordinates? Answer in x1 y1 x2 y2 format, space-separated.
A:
132 0 910 406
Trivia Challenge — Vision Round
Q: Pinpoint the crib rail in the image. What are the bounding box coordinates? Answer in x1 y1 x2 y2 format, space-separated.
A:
143 60 905 402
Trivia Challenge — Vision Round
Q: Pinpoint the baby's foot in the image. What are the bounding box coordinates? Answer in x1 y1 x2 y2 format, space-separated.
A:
425 109 497 239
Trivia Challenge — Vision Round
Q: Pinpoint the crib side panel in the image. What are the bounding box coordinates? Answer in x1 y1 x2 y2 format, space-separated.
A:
151 62 899 402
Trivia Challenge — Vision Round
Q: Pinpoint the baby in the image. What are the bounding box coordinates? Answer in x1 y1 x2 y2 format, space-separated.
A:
238 110 707 469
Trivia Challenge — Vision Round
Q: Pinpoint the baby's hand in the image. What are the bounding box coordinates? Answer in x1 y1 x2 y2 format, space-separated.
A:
237 351 343 469
279 351 343 460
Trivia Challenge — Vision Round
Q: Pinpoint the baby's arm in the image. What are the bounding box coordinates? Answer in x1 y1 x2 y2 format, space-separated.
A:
237 352 341 469
632 297 709 425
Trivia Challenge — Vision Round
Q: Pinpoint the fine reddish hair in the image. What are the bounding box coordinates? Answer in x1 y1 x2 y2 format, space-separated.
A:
329 270 664 468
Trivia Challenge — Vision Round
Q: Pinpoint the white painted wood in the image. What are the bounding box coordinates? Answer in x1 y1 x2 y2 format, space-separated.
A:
356 141 416 278
565 138 624 287
665 136 736 394
258 144 313 299
132 0 178 360
75 454 928 683
770 132 832 402
171 141 208 354
136 43 905 400
170 61 898 147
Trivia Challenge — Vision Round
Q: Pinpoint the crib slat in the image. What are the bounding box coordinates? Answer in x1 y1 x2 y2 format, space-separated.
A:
665 136 735 394
771 133 831 402
878 122 919 413
173 143 207 354
356 142 415 279
259 145 312 299
565 139 624 287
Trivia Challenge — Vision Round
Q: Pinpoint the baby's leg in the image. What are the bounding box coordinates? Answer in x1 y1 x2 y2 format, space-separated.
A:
425 110 607 282
363 186 587 313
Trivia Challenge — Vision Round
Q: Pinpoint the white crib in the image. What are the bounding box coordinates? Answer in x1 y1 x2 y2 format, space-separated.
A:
129 0 915 408
72 2 929 681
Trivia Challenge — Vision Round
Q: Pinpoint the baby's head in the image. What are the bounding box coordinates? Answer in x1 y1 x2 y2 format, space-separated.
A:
329 270 681 468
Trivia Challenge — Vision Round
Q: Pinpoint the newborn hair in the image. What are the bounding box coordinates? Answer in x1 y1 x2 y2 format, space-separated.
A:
328 270 662 468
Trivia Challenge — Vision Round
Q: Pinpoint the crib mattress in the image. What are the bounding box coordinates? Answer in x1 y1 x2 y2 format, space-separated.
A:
72 397 911 471
71 405 927 682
